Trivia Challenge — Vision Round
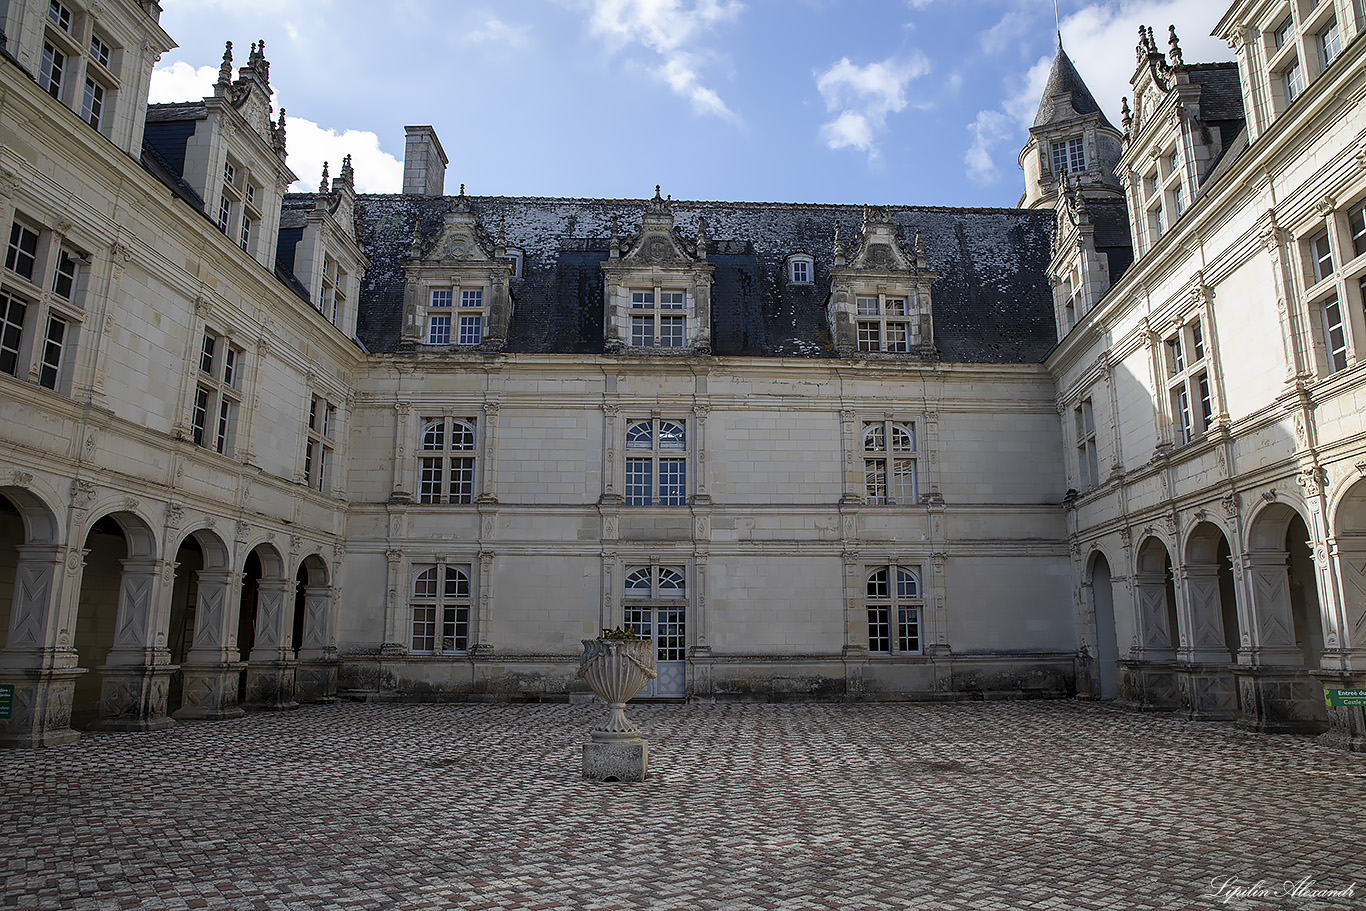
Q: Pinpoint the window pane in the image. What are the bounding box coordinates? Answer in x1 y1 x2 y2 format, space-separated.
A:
626 421 653 450
624 607 651 639
422 420 445 451
460 289 483 308
428 315 451 345
624 568 652 593
658 421 686 449
885 298 907 316
659 568 686 596
863 423 885 452
0 293 28 377
658 316 686 347
414 567 439 597
659 291 685 309
450 457 475 504
657 607 686 661
411 606 436 652
891 424 915 452
658 459 686 505
192 387 210 447
419 458 444 503
867 606 890 653
857 322 880 351
896 569 919 599
885 323 908 351
457 315 483 345
891 459 916 503
630 290 655 308
856 297 879 315
630 315 654 347
430 289 452 307
898 607 921 653
451 420 476 450
442 605 469 652
39 317 64 389
625 458 652 505
866 568 889 599
6 223 38 280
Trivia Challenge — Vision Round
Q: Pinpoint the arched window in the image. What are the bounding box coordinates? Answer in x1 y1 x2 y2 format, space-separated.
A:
419 418 477 504
863 421 916 505
624 565 687 672
624 419 686 505
410 564 472 654
866 566 922 654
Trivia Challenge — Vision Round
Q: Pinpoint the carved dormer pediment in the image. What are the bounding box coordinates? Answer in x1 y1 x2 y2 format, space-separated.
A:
827 211 938 359
401 189 515 352
600 187 713 355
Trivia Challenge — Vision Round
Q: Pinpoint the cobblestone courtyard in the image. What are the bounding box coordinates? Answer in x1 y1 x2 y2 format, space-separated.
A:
2 701 1364 911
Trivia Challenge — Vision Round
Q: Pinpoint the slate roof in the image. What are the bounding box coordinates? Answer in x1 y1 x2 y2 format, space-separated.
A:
353 195 1059 364
1034 42 1114 131
1086 199 1134 286
1188 63 1244 123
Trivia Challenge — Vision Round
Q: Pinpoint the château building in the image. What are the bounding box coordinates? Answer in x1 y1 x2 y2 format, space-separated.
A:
0 0 1362 752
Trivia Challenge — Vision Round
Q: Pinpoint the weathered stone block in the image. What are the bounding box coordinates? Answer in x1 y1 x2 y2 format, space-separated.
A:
583 740 648 782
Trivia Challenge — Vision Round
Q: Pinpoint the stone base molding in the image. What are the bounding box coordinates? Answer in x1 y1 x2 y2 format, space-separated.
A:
1234 667 1328 735
90 664 177 732
244 661 300 711
173 661 247 721
1176 664 1238 721
295 658 340 704
1117 660 1179 711
0 666 84 748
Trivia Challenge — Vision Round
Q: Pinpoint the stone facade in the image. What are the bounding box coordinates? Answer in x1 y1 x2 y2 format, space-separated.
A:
0 0 1362 750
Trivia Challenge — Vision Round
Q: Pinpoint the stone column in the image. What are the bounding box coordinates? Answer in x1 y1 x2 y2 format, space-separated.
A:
174 569 246 720
469 550 495 656
0 544 86 747
1236 550 1320 733
1175 563 1237 719
1124 569 1179 710
93 557 178 732
244 577 299 710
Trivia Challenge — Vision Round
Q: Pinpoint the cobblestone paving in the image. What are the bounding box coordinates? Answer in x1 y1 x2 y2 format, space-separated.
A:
2 701 1365 911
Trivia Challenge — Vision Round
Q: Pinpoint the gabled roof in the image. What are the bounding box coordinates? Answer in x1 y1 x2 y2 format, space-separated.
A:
1033 39 1115 131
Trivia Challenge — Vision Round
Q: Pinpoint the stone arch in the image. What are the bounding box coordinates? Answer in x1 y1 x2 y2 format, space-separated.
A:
0 486 62 655
293 552 336 703
167 528 233 716
1244 500 1318 664
1086 548 1120 699
1133 535 1178 657
1182 521 1240 663
73 509 170 730
240 541 298 711
1330 478 1366 656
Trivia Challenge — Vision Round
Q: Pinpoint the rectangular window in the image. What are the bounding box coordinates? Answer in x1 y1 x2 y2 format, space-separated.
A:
631 290 654 308
200 333 216 374
1191 319 1205 361
658 459 686 506
885 322 908 352
1173 386 1193 444
52 248 78 299
40 43 64 99
419 458 444 503
427 315 451 345
6 222 39 281
1274 17 1293 48
418 418 477 504
1322 297 1348 372
1196 371 1214 431
1068 137 1085 173
1168 336 1185 373
658 316 685 348
659 291 685 309
1172 181 1185 220
0 292 27 377
625 458 652 505
192 386 210 446
1319 21 1342 69
457 314 483 345
217 197 231 234
430 289 452 308
630 315 654 348
81 78 105 131
867 605 891 653
239 218 253 253
460 289 483 308
791 259 809 283
38 316 64 389
1075 399 1099 489
1310 230 1334 284
223 161 236 186
47 0 72 32
1350 201 1366 257
90 33 112 68
898 607 921 653
856 296 879 315
215 398 233 454
411 605 436 653
1285 59 1305 103
222 346 238 387
857 322 881 351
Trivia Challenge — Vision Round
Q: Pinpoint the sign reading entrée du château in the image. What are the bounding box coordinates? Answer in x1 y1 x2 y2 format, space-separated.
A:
0 684 12 719
1324 688 1366 707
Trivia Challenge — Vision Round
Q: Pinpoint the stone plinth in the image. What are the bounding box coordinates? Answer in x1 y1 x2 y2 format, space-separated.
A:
583 740 648 782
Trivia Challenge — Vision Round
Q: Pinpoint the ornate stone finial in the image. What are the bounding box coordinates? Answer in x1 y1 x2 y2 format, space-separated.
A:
459 183 466 198
1168 25 1183 66
1121 96 1132 132
339 154 354 190
272 108 287 156
696 216 707 252
410 223 423 255
1136 25 1147 64
832 221 844 266
319 161 330 195
913 229 925 268
497 212 507 247
609 216 620 259
654 184 662 202
217 41 233 86
860 206 869 235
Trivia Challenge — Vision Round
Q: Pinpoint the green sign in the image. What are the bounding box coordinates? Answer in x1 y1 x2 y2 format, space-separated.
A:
1324 688 1366 707
0 684 11 719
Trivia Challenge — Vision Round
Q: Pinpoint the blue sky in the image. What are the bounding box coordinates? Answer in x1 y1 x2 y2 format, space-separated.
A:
150 0 1234 207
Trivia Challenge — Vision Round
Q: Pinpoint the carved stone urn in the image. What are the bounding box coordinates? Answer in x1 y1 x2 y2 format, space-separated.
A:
577 637 657 781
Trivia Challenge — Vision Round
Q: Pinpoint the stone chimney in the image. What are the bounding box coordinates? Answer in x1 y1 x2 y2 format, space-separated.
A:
402 125 448 196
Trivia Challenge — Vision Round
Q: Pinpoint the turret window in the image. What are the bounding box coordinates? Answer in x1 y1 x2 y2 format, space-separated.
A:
1051 137 1085 175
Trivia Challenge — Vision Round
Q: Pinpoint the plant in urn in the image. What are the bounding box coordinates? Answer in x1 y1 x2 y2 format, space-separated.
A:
577 627 657 781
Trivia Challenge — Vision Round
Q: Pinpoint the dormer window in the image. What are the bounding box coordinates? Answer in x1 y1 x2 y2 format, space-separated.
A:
458 289 485 344
629 288 686 348
1052 137 1085 175
502 249 523 280
788 254 814 284
856 296 911 353
424 287 487 345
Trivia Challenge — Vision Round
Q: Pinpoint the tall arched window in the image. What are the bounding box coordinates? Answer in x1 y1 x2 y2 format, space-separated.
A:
866 566 922 654
419 418 477 504
863 421 916 505
625 419 686 506
410 564 471 654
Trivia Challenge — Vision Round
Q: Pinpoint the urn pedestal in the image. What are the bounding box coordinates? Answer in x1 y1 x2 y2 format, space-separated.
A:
577 638 657 781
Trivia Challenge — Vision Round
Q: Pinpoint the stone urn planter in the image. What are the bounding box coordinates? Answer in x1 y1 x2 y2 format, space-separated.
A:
577 635 657 781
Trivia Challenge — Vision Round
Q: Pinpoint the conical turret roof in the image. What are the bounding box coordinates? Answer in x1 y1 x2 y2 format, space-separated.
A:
1033 38 1114 130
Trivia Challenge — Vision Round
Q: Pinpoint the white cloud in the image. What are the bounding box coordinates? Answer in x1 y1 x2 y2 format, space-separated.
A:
461 13 532 48
148 62 401 194
148 62 218 104
963 0 1231 187
815 54 930 158
283 119 403 194
584 0 743 121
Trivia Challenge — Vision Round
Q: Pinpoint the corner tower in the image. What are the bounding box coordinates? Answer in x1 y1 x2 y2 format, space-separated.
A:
1019 37 1125 210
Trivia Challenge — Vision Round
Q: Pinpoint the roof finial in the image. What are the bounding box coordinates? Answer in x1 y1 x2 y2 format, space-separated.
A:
832 221 844 265
339 154 354 190
654 184 662 202
497 213 506 247
1121 97 1132 132
696 216 708 259
217 41 233 86
1167 24 1183 67
459 183 466 198
319 161 330 195
272 108 286 156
